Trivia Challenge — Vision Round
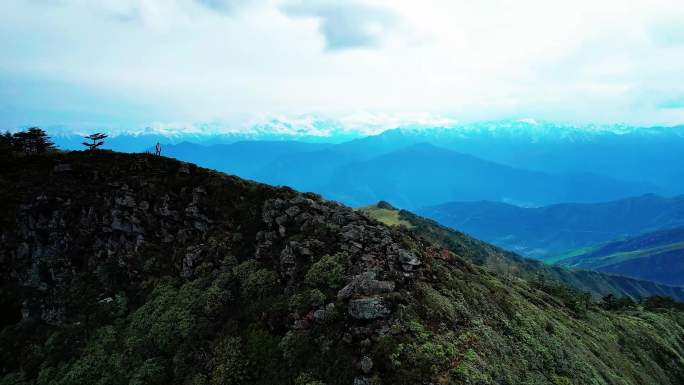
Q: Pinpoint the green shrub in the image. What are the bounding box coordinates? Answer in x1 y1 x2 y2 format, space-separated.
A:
279 330 315 365
295 372 326 385
130 358 166 385
387 320 467 383
416 283 459 321
234 261 280 299
643 296 684 311
209 337 249 385
305 253 348 289
289 289 326 313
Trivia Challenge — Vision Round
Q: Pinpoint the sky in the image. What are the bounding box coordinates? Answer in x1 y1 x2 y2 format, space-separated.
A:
1 0 684 133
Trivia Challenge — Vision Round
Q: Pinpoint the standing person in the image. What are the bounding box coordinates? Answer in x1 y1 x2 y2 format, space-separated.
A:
155 142 161 156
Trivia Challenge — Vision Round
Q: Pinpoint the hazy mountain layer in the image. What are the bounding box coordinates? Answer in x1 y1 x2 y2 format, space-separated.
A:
322 143 653 209
136 121 684 209
419 194 684 258
162 141 333 181
252 121 684 199
362 122 684 194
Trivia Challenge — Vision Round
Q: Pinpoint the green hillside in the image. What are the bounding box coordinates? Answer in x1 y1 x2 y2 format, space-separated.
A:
359 203 684 301
555 227 684 286
1 152 683 385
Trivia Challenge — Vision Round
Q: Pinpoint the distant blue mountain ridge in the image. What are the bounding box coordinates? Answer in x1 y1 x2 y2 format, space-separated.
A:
49 120 684 209
554 226 684 286
418 194 684 258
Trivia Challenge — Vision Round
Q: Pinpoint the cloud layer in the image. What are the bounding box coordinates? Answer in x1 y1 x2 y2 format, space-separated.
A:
280 0 395 50
1 0 684 130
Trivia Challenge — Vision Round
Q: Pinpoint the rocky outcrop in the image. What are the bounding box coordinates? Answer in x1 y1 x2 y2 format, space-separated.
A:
337 272 396 300
0 151 429 383
348 297 391 320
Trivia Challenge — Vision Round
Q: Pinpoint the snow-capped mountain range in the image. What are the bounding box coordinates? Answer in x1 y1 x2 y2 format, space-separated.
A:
46 116 684 152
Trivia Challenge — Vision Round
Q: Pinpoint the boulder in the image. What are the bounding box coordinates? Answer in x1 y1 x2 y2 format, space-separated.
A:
348 297 390 320
398 250 421 270
338 272 396 299
360 356 373 374
53 163 72 172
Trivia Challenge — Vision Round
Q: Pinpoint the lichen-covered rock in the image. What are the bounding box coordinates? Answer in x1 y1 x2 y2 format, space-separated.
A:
313 303 336 322
338 272 395 300
348 297 390 320
359 356 373 374
397 249 420 270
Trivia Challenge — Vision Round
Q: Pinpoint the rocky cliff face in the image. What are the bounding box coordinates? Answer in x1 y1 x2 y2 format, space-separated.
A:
1 151 683 385
1 151 441 384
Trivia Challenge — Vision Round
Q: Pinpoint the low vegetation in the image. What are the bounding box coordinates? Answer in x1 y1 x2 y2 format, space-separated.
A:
1 149 683 384
362 202 684 302
555 227 684 286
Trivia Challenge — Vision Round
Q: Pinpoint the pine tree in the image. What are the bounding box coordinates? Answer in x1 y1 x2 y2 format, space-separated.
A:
0 131 13 156
11 127 54 155
27 127 55 153
82 133 108 151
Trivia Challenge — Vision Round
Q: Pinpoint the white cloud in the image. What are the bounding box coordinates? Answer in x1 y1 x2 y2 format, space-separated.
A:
280 0 395 51
1 0 684 130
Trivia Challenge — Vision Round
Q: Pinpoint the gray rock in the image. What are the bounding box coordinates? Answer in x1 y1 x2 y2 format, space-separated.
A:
182 246 203 278
275 214 289 226
359 338 372 349
193 220 208 232
341 224 364 241
313 303 336 322
398 249 420 270
185 204 202 218
111 214 133 233
348 297 390 319
191 186 206 204
53 163 72 172
285 205 301 217
313 309 327 321
360 356 373 374
279 246 297 276
115 194 136 208
338 272 395 299
289 195 312 206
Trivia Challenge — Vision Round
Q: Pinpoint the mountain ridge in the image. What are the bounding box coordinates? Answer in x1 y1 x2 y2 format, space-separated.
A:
555 226 684 286
2 151 683 385
419 194 684 257
323 143 656 209
359 202 684 301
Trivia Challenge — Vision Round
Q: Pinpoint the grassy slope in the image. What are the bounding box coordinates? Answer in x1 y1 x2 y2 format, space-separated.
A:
555 228 684 286
562 242 684 267
0 152 683 385
360 204 684 301
357 206 414 228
